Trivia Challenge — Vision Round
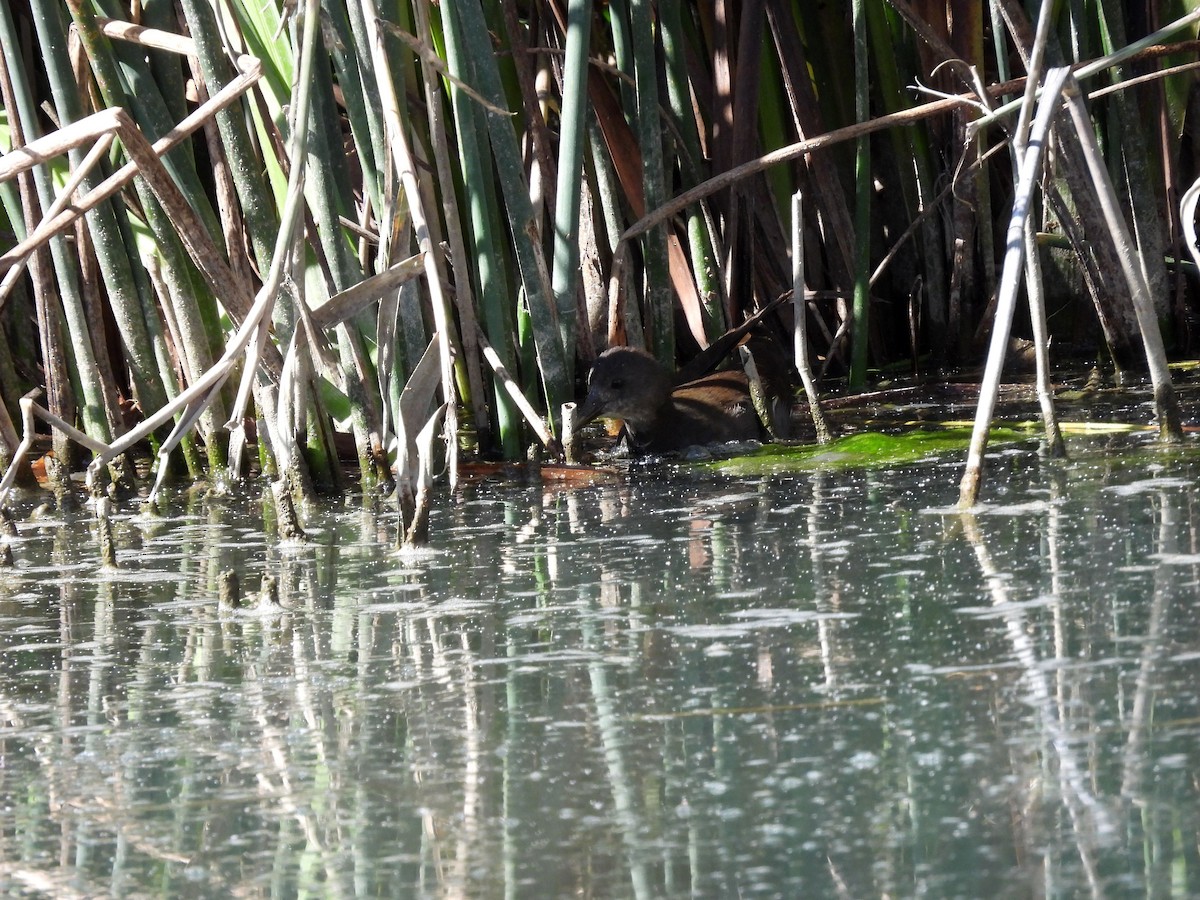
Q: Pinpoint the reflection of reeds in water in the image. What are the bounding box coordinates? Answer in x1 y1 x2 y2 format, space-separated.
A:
0 468 1198 893
960 509 1109 893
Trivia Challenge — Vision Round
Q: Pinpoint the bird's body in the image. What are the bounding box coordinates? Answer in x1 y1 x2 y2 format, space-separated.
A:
575 347 761 454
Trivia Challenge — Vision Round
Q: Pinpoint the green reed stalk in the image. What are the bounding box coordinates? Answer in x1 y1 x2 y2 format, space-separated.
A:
91 0 223 243
62 1 185 426
177 0 279 277
83 13 228 470
586 115 645 348
1094 0 1171 327
0 290 26 457
850 0 872 387
606 0 637 115
660 2 723 341
441 1 521 458
415 0 488 444
866 0 947 354
549 0 592 363
5 1 116 445
297 33 376 485
630 0 673 364
450 0 570 425
321 0 385 218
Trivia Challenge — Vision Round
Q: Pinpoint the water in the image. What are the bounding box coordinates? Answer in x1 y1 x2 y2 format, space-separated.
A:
0 436 1198 898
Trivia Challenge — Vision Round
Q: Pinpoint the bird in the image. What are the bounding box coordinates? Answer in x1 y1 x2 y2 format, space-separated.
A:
574 346 763 454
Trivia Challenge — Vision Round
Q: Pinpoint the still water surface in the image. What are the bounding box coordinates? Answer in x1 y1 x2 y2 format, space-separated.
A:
1 436 1198 898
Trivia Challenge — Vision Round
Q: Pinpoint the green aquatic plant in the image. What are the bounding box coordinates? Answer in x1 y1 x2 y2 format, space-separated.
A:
700 426 1032 477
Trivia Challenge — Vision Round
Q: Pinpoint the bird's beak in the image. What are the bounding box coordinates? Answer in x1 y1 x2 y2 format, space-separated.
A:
573 390 605 429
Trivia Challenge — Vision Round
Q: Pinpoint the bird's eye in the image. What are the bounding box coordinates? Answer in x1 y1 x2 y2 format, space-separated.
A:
610 378 624 390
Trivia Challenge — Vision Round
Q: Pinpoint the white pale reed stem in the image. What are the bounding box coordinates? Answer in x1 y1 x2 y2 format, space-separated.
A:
959 66 1071 509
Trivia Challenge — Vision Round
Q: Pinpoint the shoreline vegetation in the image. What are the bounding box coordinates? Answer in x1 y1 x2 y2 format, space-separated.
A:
2 1 1200 549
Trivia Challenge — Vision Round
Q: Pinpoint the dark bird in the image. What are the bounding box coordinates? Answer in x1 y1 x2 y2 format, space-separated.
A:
575 346 762 454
